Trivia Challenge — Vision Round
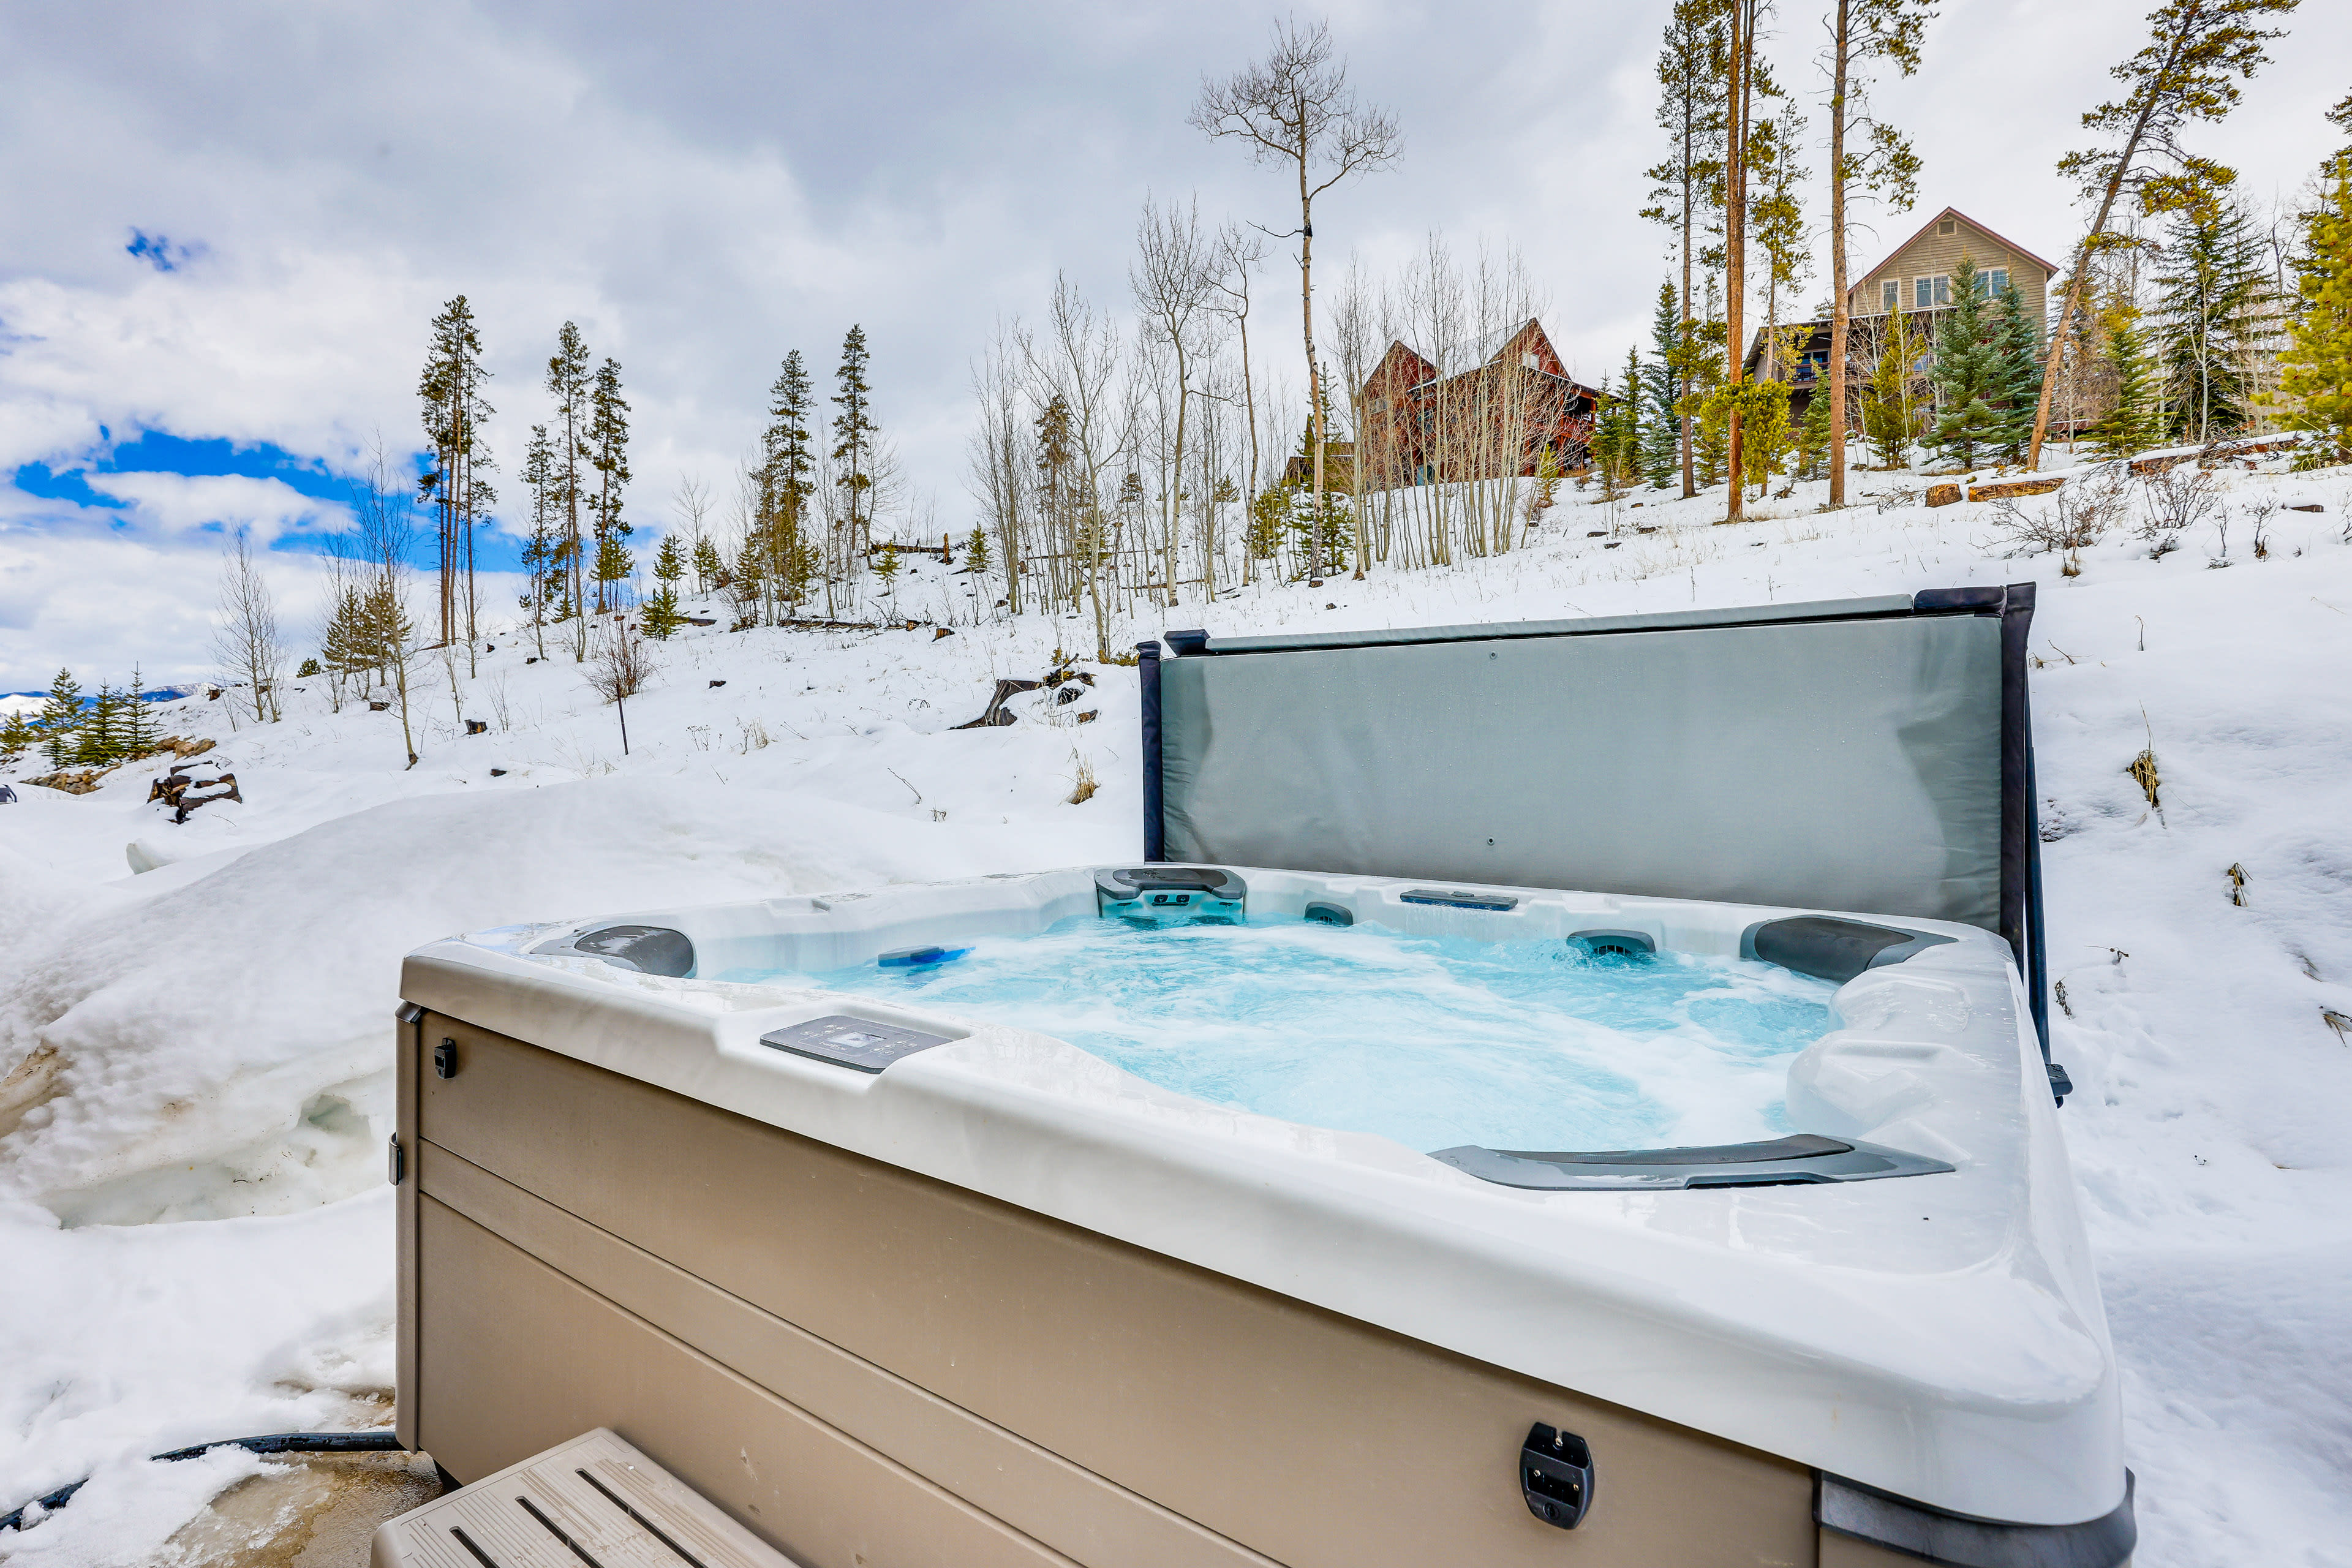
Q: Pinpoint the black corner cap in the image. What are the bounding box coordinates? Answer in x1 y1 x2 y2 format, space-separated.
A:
1817 1471 2134 1568
1134 639 1161 658
1913 586 2008 612
1164 629 1210 656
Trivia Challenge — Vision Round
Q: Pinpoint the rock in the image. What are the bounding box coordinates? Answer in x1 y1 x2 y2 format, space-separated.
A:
933 627 955 639
369 699 390 712
709 679 726 688
489 767 508 777
1076 710 1099 723
1968 477 2067 502
1925 483 1962 508
464 719 488 735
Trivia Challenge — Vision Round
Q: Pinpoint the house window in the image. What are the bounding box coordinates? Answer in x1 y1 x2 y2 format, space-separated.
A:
1985 267 2010 298
1881 279 1901 313
1915 275 1951 310
1937 218 1956 236
1521 352 1539 370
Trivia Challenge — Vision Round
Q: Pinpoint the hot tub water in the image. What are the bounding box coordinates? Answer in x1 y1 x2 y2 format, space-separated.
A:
786 917 1837 1155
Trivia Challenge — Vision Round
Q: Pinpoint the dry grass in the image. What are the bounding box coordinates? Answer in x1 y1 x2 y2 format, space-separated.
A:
1066 753 1099 805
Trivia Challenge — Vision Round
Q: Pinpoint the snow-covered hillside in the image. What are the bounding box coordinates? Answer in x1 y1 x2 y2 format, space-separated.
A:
4 451 2350 1567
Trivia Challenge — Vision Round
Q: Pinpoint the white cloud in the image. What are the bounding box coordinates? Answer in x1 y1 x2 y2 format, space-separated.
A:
80 473 347 542
1 0 2346 685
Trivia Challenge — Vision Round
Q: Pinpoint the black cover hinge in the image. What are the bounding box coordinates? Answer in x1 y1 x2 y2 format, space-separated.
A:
434 1039 458 1079
2047 1060 2073 1106
1520 1424 1594 1529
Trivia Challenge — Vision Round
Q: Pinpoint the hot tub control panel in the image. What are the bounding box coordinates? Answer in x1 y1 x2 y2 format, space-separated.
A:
1096 865 1247 925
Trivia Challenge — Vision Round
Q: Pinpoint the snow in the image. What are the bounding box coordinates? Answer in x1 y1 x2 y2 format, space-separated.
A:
4 449 2351 1565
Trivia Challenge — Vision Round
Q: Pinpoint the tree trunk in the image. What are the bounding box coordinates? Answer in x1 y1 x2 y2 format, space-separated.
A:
2025 26 2178 469
1680 115 1698 499
1827 0 1851 507
1723 0 1750 524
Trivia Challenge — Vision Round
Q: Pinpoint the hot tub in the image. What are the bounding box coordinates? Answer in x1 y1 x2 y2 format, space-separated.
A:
390 589 2133 1567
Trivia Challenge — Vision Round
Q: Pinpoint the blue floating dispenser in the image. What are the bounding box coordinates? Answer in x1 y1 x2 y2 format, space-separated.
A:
1095 865 1248 925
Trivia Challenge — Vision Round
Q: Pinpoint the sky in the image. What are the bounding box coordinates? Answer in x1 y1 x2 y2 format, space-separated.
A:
1 0 2345 692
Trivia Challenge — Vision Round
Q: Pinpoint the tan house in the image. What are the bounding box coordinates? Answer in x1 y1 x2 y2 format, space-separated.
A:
1849 207 2060 326
1746 208 2062 423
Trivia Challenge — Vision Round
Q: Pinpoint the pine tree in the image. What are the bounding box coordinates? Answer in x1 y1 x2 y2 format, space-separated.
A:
1642 282 1684 486
692 536 726 595
1591 348 1645 498
0 708 34 769
2158 196 2274 443
418 296 496 662
124 669 158 756
587 356 631 612
2089 296 2165 460
593 531 635 611
72 685 123 766
519 423 557 654
1989 285 2045 464
1796 383 1834 480
36 668 81 769
1928 258 2007 468
1639 0 1731 497
2272 154 2352 462
547 324 592 655
832 326 878 559
643 534 687 638
964 526 992 575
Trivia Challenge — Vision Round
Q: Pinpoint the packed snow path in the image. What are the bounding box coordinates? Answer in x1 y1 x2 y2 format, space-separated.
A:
3 455 2349 1566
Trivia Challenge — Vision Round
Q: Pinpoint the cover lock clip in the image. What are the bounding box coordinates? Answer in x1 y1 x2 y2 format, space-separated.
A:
1520 1423 1595 1529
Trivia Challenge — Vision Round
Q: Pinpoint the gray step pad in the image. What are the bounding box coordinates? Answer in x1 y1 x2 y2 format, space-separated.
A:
372 1430 803 1568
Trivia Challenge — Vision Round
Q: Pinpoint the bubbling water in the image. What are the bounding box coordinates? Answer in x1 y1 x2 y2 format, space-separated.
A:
793 916 1838 1154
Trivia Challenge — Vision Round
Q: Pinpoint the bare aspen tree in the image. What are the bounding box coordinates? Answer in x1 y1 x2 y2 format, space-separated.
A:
2025 0 2299 469
1132 195 1219 608
339 438 423 767
1820 0 1928 508
965 323 1032 618
1027 277 1128 654
1193 18 1400 581
213 530 287 725
1207 223 1268 578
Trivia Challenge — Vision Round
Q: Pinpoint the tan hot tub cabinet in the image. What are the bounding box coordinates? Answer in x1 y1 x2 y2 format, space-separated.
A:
386 589 2134 1568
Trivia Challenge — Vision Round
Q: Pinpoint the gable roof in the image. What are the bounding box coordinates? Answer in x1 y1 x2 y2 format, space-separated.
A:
1849 206 2063 297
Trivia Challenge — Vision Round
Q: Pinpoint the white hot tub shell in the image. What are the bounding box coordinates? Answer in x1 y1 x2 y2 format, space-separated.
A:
394 864 2131 1568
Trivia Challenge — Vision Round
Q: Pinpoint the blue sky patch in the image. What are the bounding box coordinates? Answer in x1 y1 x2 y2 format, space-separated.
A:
124 230 197 271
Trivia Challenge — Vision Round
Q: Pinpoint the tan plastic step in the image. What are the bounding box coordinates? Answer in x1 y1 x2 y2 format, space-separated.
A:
371 1428 804 1568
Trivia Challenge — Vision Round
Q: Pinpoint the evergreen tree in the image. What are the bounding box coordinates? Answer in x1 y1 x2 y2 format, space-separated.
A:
587 357 631 612
593 531 635 611
36 668 81 769
1642 282 1684 487
1638 0 1731 496
547 323 593 656
692 535 727 595
2272 153 2352 462
832 326 878 558
123 669 157 756
873 541 902 596
1929 258 2006 467
0 707 34 769
73 685 124 766
519 423 558 653
2089 296 2165 460
417 295 496 660
964 525 992 575
1989 284 2045 464
2157 196 2273 443
1796 384 1834 481
1591 348 1645 498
